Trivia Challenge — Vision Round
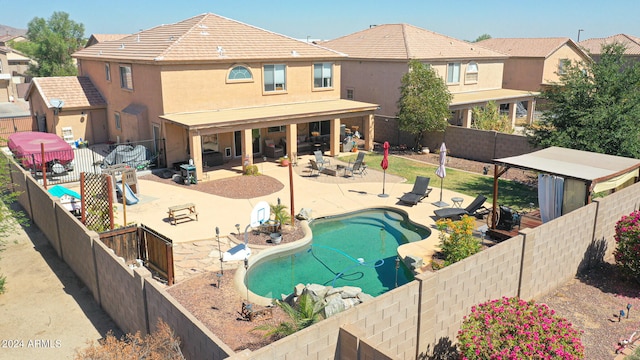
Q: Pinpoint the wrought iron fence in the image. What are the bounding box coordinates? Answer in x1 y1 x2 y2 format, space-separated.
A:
11 138 165 185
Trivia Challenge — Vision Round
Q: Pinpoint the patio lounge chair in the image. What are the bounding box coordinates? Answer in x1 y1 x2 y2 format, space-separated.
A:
399 176 432 205
433 195 489 221
314 150 331 167
345 156 367 177
309 159 324 176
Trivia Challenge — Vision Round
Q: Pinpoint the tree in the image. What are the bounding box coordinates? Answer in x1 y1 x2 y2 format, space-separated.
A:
397 59 452 150
527 43 640 158
471 100 513 133
25 11 85 77
473 33 491 42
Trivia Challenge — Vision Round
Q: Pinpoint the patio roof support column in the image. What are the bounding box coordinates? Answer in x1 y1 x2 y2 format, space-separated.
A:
363 113 374 151
329 118 340 157
526 99 536 124
508 101 517 128
189 130 203 181
461 108 472 128
286 123 298 160
241 129 253 172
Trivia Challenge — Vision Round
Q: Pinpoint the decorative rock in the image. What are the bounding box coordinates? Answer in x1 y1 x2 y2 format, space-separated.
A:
296 208 312 220
404 255 423 270
340 286 362 299
294 283 306 297
284 283 374 318
324 295 346 318
357 293 374 302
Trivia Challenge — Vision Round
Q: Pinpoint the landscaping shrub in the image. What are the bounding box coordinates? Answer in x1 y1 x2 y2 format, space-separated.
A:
244 164 260 176
457 296 584 359
614 210 640 281
434 215 481 268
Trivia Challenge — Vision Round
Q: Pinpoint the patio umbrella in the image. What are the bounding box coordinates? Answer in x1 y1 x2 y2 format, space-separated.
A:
379 141 390 197
433 142 449 207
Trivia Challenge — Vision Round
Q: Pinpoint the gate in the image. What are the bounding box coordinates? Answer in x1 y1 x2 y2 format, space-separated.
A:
99 225 140 262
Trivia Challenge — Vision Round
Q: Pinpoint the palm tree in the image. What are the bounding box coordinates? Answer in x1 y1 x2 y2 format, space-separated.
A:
252 293 325 339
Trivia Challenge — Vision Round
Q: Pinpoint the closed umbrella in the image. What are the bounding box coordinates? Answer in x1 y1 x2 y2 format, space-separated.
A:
433 142 449 207
379 141 390 197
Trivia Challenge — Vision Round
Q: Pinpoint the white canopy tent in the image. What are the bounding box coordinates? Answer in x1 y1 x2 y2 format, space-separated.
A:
491 146 640 226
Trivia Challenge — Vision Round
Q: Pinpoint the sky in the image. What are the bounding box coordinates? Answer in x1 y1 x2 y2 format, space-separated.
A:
1 0 639 42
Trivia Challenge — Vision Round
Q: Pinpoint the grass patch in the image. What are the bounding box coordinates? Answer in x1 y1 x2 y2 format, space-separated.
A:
338 153 537 210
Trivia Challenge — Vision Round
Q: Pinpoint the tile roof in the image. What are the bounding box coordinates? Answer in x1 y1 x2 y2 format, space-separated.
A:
319 24 507 60
579 34 640 55
74 13 345 62
477 37 578 58
27 77 106 109
88 34 130 43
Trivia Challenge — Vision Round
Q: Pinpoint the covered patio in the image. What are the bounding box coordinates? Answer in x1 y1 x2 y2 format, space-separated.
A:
450 88 539 127
160 99 378 181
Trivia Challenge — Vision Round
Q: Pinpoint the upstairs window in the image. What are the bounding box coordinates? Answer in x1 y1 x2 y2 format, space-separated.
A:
313 62 333 88
447 62 461 84
228 65 252 81
264 64 286 92
558 59 570 75
465 62 478 83
346 88 354 100
105 63 111 81
115 112 121 130
119 64 133 90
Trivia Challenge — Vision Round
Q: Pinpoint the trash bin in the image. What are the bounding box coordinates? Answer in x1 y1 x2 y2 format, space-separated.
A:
179 164 197 185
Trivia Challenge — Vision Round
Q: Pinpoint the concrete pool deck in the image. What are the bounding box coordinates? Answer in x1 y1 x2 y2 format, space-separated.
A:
75 153 481 280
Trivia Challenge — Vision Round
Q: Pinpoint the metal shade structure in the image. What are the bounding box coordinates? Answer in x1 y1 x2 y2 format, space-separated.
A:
433 142 449 207
379 141 390 197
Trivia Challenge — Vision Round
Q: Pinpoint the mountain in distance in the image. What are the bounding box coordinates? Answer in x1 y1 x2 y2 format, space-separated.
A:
0 24 27 37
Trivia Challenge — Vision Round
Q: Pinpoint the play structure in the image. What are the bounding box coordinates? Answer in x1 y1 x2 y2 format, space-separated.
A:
48 184 82 216
101 164 140 205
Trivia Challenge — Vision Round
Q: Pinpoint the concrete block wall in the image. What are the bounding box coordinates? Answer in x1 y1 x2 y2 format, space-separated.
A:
55 205 100 303
93 239 149 335
417 237 523 350
592 184 640 261
494 132 538 159
8 161 32 219
145 279 234 360
26 176 62 254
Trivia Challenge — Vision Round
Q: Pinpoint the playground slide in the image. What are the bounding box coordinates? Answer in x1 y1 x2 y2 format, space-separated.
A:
116 183 139 205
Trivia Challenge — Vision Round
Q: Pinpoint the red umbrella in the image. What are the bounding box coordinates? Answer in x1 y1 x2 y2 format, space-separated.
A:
379 142 390 197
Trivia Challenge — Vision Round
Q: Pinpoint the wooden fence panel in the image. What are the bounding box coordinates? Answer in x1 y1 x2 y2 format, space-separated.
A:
99 225 140 262
141 224 174 285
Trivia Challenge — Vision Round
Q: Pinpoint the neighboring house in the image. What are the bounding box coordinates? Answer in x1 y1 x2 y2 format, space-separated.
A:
579 34 640 63
0 34 27 47
0 47 33 102
320 24 538 132
28 13 377 178
477 37 591 92
24 76 108 144
85 33 129 48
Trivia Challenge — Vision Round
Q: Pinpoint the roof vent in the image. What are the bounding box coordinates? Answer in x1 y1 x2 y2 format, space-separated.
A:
136 34 140 42
169 36 174 41
217 46 225 57
291 50 299 56
200 31 209 36
98 50 102 55
198 24 208 29
120 43 125 49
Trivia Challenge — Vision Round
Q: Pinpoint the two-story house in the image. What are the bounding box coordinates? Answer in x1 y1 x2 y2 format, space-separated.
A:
477 37 591 92
26 13 378 179
320 24 538 133
579 34 640 63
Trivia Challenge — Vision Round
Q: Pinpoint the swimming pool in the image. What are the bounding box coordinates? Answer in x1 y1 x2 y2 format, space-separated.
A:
246 208 431 298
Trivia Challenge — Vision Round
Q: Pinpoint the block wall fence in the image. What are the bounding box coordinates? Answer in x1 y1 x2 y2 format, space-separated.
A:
7 151 639 359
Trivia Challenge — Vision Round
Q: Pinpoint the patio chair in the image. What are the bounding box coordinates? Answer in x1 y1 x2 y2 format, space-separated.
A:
345 157 366 178
309 159 324 176
264 139 284 159
399 176 432 206
314 150 331 167
433 195 488 221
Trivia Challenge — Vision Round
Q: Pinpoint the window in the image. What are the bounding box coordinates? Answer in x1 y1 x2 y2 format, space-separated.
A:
558 59 570 75
119 65 133 90
309 120 330 135
447 63 461 84
465 62 478 83
0 60 3 73
115 112 121 130
228 65 252 81
313 62 333 88
268 126 286 133
346 88 354 100
105 63 111 81
263 64 286 92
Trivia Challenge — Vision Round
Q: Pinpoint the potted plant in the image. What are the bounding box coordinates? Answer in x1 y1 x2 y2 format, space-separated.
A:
269 202 291 244
278 156 290 167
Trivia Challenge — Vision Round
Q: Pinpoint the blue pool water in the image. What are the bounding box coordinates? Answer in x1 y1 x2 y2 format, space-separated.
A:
246 208 431 298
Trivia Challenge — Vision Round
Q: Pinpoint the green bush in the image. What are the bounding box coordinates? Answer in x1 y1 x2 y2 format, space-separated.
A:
244 164 260 176
434 215 481 268
614 210 640 281
458 296 584 359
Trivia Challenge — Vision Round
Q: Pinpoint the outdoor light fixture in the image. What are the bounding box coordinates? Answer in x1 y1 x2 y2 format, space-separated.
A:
235 223 240 234
483 166 489 175
215 226 223 276
628 303 632 319
395 256 400 288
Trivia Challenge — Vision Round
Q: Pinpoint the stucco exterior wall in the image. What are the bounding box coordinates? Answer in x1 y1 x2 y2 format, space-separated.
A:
542 44 589 84
502 57 545 91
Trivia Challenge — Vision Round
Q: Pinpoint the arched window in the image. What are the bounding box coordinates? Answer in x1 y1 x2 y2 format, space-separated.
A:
228 65 252 81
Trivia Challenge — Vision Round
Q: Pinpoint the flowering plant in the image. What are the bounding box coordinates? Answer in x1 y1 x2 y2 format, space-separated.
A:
435 215 480 268
457 296 584 359
614 210 640 281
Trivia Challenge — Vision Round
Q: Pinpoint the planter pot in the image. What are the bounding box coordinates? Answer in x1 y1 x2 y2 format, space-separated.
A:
422 147 430 154
280 160 290 167
264 220 280 233
270 232 282 244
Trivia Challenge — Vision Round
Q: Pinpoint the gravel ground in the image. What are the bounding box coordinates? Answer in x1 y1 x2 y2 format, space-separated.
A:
156 152 633 358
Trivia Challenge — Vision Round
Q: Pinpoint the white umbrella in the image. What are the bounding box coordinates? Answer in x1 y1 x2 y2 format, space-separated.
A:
433 142 449 207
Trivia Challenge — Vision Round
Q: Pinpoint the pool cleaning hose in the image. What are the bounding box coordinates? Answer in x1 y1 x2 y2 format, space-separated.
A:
308 244 384 287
